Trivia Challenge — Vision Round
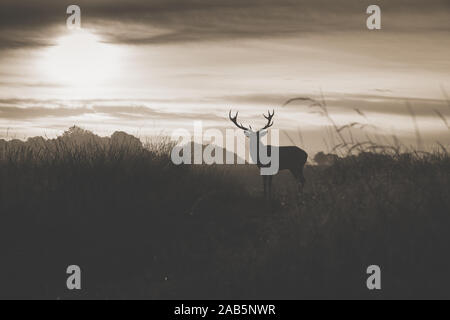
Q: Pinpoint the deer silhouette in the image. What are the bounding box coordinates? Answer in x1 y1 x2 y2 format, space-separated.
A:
229 110 308 200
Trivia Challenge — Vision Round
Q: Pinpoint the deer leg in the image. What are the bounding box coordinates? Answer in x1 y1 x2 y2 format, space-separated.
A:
268 175 273 201
298 169 306 193
262 176 267 200
301 174 306 190
291 168 305 194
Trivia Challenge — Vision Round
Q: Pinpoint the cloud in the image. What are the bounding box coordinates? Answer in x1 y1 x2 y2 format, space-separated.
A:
0 100 224 123
0 106 91 120
0 81 66 88
0 93 448 124
212 92 449 115
0 0 448 49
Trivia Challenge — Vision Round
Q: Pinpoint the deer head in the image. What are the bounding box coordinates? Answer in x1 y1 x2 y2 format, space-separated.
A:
229 109 276 170
228 109 274 138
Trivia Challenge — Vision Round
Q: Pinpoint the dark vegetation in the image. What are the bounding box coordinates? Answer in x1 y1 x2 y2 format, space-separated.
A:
1 124 449 299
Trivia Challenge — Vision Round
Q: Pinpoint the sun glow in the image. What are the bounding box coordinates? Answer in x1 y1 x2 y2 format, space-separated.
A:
41 30 121 87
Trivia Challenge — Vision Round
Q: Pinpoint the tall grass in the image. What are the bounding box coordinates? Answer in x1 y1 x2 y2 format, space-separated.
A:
0 107 449 299
283 90 450 157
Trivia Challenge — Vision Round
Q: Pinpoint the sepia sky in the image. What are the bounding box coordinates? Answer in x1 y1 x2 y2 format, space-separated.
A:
0 0 449 151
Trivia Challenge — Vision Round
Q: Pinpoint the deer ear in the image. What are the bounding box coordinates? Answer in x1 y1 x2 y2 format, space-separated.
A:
259 130 268 137
244 130 251 137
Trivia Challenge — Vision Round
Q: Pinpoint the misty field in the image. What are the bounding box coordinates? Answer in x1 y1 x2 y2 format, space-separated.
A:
1 127 450 299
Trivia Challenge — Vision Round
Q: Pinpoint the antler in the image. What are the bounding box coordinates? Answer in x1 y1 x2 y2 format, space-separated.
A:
260 109 275 130
229 110 250 131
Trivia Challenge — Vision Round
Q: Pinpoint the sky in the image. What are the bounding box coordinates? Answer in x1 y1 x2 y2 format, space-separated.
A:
0 0 449 152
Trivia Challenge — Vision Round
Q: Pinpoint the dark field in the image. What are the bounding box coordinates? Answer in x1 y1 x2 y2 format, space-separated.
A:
1 127 450 299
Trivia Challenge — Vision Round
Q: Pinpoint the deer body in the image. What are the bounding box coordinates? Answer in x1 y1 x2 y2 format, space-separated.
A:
229 110 308 200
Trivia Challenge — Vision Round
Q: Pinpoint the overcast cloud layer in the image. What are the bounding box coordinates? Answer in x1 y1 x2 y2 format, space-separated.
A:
1 0 449 49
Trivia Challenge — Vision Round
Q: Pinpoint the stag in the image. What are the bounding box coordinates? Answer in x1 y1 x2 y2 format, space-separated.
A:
229 110 308 200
